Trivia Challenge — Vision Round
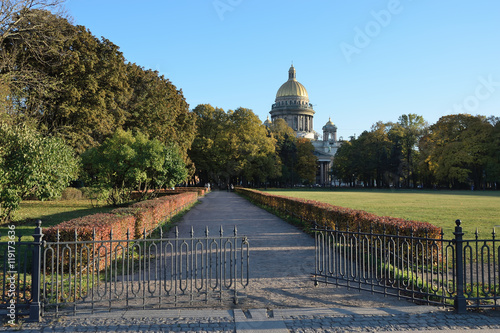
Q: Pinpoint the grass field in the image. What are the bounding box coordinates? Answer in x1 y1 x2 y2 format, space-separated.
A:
264 188 500 238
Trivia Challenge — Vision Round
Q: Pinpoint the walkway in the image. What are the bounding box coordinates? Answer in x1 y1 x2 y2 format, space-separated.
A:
9 191 500 332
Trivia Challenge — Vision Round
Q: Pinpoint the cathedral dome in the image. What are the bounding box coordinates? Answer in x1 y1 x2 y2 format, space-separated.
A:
276 65 309 99
323 118 337 131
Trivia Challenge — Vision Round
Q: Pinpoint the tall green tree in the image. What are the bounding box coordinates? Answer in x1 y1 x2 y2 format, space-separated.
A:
332 139 355 186
484 117 500 188
124 63 196 161
2 9 131 152
0 122 79 223
189 104 229 185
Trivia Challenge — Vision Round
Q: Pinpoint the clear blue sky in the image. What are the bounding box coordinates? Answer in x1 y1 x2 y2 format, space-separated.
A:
65 0 500 140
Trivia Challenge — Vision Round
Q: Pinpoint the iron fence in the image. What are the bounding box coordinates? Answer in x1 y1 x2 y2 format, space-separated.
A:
313 220 499 312
1 221 249 322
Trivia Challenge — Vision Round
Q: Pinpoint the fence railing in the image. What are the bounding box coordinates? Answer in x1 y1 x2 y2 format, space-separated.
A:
314 220 499 313
1 221 249 322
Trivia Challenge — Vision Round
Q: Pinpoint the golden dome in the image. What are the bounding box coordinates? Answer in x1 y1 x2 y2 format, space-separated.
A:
276 65 309 99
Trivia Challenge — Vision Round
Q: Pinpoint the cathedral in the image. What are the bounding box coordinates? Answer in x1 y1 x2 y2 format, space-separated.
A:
265 65 342 185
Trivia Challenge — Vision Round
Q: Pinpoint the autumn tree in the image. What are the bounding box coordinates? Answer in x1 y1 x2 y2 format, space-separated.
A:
418 114 492 189
189 105 279 187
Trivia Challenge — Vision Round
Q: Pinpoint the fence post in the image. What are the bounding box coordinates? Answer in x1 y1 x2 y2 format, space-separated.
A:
29 220 43 322
453 219 466 314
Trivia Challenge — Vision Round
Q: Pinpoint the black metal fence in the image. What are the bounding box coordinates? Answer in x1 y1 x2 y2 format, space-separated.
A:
314 220 499 313
1 221 249 322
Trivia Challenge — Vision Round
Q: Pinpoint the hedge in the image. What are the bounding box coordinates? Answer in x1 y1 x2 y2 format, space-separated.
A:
45 192 199 242
236 188 442 239
115 191 198 238
42 192 199 272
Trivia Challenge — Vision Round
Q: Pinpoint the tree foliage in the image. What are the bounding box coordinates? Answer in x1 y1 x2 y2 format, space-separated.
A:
333 113 499 190
124 63 196 161
1 7 196 155
189 104 280 187
296 138 317 184
0 122 79 223
419 114 493 189
81 129 187 205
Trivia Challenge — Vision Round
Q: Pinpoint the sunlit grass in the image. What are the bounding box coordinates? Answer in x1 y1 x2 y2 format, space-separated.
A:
263 188 500 237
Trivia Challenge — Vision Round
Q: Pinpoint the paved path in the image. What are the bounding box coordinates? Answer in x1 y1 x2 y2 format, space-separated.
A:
7 191 500 332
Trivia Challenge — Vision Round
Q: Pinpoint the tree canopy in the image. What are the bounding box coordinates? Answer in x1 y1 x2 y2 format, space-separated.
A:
1 7 196 155
81 129 187 205
333 113 499 190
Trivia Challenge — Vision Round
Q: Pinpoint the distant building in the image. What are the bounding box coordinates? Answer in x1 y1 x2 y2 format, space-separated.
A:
266 65 343 185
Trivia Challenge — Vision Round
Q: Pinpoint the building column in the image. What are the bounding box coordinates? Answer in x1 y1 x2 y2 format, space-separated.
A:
320 163 324 185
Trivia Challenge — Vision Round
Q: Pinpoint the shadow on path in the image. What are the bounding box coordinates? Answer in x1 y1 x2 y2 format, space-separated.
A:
175 190 417 309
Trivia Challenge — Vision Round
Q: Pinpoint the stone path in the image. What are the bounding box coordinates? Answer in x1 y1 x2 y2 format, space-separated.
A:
6 190 500 332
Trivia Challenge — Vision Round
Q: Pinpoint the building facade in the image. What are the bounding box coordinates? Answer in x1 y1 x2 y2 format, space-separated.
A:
267 65 342 185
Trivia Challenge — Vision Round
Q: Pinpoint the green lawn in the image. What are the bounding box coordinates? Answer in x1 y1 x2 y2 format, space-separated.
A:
1 200 117 241
264 188 500 238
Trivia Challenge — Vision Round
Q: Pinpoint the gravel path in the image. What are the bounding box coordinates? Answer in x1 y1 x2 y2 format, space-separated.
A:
7 190 500 332
175 190 418 309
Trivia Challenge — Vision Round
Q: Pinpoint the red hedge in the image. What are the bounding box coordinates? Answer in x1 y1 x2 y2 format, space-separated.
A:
236 188 442 239
44 192 199 242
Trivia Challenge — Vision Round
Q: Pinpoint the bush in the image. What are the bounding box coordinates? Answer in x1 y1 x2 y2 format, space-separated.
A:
236 188 442 239
60 187 83 200
0 123 79 223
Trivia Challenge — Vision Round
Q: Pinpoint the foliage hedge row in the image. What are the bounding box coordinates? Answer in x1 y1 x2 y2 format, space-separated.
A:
236 188 442 239
44 191 199 243
129 187 209 201
43 191 200 271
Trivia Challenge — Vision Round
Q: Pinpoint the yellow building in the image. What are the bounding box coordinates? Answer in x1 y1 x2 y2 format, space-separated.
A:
267 65 343 185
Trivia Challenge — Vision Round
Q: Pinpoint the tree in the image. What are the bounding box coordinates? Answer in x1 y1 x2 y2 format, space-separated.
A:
484 117 500 188
189 104 229 185
389 114 427 187
124 63 196 161
225 107 277 185
332 140 355 186
295 138 318 184
4 10 132 152
81 129 187 205
0 122 79 223
1 0 66 45
419 114 492 189
267 119 297 186
188 105 279 187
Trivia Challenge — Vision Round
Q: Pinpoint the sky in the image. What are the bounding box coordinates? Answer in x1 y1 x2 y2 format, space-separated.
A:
64 0 500 141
